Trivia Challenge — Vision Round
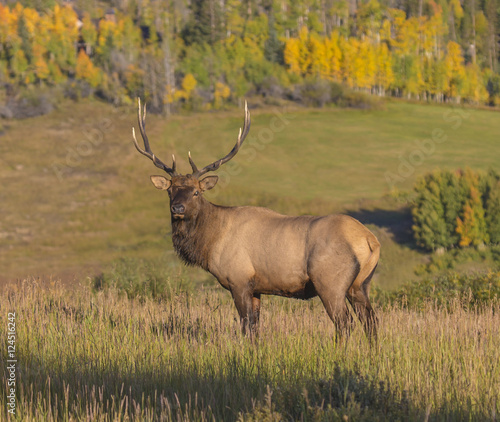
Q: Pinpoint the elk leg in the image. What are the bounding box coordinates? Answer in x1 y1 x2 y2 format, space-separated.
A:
310 264 356 343
347 260 379 345
317 293 353 343
347 286 378 344
230 287 258 337
252 293 261 326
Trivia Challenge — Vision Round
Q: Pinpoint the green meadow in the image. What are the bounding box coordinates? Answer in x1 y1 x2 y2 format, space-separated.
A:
1 100 500 287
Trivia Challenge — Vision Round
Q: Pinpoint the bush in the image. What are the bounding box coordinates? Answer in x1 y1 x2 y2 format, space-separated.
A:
484 171 500 243
373 271 500 310
455 170 490 247
63 80 93 101
329 81 347 103
289 79 384 109
411 171 453 250
257 75 284 99
92 257 194 302
292 79 331 107
486 73 500 106
5 90 54 118
411 169 500 251
0 104 13 118
337 90 384 110
414 244 500 275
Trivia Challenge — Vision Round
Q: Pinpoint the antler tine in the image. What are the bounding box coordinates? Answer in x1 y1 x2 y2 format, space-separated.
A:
136 98 151 151
193 101 251 178
132 98 177 176
171 154 176 174
188 151 198 173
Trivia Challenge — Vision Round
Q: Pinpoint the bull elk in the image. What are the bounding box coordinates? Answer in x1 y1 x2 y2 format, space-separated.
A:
132 99 380 342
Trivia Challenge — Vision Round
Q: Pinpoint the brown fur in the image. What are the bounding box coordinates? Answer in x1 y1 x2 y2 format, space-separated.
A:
149 173 380 342
135 99 378 342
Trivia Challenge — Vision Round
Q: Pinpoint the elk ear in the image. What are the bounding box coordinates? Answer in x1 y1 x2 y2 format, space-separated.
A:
199 175 218 192
150 175 171 190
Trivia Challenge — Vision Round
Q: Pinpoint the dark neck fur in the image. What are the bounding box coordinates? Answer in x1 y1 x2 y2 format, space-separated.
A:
171 199 223 271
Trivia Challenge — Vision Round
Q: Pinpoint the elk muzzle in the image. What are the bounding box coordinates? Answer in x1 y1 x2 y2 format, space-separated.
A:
171 204 185 216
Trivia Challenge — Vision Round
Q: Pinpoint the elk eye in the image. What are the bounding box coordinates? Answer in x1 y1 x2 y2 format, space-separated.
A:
194 191 199 196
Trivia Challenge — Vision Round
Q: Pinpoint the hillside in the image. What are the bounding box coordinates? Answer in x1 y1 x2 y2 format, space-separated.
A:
1 99 499 287
1 0 500 114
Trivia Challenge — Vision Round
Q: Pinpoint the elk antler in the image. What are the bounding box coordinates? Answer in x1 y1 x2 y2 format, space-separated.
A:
190 101 251 178
132 98 177 176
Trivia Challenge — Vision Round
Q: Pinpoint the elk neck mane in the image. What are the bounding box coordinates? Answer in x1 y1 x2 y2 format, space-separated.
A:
171 198 225 270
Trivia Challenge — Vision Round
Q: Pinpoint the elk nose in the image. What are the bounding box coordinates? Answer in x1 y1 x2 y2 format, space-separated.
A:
171 204 185 214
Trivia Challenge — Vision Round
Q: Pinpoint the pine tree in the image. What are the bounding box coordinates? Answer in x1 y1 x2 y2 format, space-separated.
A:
456 169 490 247
412 172 450 251
483 171 500 244
438 170 467 248
264 10 282 64
485 183 500 244
181 0 224 46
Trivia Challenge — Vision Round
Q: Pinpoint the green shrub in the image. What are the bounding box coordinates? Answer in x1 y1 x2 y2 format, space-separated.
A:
92 257 194 302
411 169 500 251
373 271 500 310
6 88 54 118
439 170 467 246
293 79 332 107
414 244 500 275
484 171 500 243
290 79 384 109
411 171 452 250
338 90 384 110
455 170 490 247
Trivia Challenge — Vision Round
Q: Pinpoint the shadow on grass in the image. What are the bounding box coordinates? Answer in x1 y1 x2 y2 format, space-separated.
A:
349 206 414 245
14 354 482 421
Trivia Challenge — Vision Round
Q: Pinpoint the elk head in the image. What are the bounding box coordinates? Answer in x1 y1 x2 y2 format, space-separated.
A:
132 98 251 221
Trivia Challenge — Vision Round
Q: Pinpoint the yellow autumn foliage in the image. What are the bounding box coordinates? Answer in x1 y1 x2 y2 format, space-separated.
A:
75 50 101 87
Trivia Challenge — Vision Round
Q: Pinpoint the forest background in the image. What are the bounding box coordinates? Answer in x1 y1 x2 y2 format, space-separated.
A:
0 0 499 117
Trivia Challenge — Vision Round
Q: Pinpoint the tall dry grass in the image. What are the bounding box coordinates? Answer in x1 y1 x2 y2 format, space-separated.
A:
0 279 499 421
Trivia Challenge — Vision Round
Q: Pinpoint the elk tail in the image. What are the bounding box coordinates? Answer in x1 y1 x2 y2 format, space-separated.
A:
351 234 380 293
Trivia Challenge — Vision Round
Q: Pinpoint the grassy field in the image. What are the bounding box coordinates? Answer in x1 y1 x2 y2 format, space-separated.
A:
1 99 500 288
0 280 498 421
2 98 500 420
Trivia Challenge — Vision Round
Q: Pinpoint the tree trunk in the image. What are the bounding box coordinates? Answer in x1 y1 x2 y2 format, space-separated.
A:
163 40 175 117
449 5 457 42
471 0 476 64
